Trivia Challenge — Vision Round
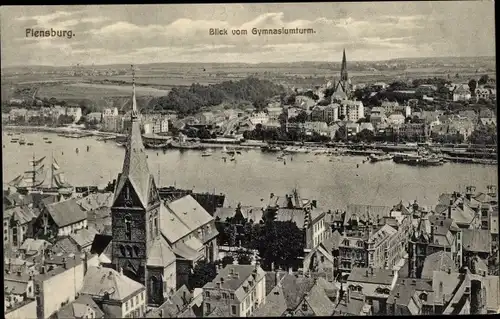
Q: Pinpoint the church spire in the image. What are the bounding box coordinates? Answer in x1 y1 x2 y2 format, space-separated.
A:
340 49 348 82
112 64 155 209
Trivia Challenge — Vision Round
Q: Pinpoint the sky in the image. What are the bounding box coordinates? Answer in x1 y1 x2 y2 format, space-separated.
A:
0 2 496 67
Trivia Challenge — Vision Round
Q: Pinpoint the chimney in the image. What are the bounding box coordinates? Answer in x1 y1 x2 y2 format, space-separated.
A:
366 270 369 277
448 199 453 219
270 193 274 199
119 267 123 275
17 270 22 276
271 262 275 272
288 268 293 275
216 282 221 289
62 257 67 269
40 266 46 274
311 200 317 208
159 309 164 318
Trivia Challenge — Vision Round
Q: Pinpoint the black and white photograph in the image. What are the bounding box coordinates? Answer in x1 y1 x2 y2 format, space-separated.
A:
1 2 498 318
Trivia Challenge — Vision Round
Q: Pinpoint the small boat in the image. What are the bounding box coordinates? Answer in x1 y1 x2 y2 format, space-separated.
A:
7 133 13 136
76 148 79 154
369 153 393 163
236 151 242 155
27 142 34 146
10 139 18 143
201 151 213 157
45 140 52 144
87 146 90 152
18 138 26 145
277 156 284 161
43 137 49 140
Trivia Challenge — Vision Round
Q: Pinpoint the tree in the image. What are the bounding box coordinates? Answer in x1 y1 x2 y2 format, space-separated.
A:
355 129 375 142
254 220 305 270
236 249 252 265
221 255 234 267
478 74 489 86
290 111 308 123
468 79 477 96
188 260 217 290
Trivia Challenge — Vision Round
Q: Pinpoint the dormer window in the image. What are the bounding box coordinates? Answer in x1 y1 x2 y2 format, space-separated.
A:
343 239 349 246
419 292 427 301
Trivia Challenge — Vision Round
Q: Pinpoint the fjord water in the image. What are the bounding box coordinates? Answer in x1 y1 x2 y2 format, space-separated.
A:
2 132 497 209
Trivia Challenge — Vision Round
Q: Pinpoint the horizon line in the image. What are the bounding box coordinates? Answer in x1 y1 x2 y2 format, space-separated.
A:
1 55 496 70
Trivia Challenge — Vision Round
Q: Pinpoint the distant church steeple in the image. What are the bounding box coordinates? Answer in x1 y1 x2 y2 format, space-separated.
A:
341 49 348 82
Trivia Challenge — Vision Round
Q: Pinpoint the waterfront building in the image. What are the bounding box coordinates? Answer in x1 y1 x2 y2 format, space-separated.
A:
249 112 269 125
81 266 147 318
8 108 28 122
102 107 119 117
102 115 122 133
66 107 82 123
303 121 329 136
387 113 406 127
398 122 429 141
266 107 283 122
310 104 338 124
202 263 266 317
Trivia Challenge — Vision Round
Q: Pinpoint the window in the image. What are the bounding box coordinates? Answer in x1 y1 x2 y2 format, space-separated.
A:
154 217 159 236
133 246 140 257
343 239 349 246
131 296 135 307
419 293 427 301
320 256 325 263
222 292 228 299
205 291 210 298
231 305 237 315
230 293 235 300
124 216 132 240
302 303 308 311
126 245 134 257
206 303 211 314
125 300 129 311
149 219 154 239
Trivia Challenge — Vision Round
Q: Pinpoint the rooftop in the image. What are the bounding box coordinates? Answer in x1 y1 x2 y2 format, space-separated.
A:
81 266 144 302
462 229 491 253
46 198 88 227
347 267 395 286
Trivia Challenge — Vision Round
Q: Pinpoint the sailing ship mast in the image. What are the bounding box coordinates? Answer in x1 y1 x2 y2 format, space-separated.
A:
50 151 54 188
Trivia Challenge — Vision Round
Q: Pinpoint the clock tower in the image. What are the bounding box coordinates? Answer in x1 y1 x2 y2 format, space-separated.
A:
111 65 161 287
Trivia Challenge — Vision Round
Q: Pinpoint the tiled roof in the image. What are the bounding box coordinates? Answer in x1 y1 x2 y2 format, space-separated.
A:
275 208 307 228
431 271 461 305
421 251 458 280
5 279 28 295
305 280 335 316
159 203 191 244
147 237 176 267
280 274 315 310
4 206 37 225
171 241 201 261
252 283 288 317
51 237 80 255
69 227 99 249
462 229 491 253
77 192 114 211
147 285 193 318
81 266 144 301
57 294 105 319
167 195 213 231
19 238 50 254
204 265 266 303
46 198 87 227
474 192 496 203
435 204 475 226
347 267 395 286
344 205 392 225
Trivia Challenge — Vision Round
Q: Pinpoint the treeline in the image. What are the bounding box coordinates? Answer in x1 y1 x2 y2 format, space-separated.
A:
148 77 286 115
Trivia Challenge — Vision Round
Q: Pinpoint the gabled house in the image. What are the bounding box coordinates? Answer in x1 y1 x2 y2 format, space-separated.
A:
33 198 88 240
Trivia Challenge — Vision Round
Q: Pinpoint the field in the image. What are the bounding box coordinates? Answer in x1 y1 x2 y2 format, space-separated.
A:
1 57 495 111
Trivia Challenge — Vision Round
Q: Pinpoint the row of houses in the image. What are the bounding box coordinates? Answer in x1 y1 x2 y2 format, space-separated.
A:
7 106 82 123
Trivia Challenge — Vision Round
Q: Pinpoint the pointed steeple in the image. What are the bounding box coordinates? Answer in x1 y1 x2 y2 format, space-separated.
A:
340 49 348 82
113 65 155 208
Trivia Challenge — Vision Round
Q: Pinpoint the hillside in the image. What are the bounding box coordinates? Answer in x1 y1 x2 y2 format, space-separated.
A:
147 77 287 115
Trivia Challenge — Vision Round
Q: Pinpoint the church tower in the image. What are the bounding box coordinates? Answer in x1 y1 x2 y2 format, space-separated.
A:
332 49 352 101
111 65 161 287
340 49 348 83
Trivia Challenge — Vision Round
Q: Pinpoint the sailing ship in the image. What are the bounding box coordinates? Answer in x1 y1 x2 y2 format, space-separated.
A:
7 154 74 196
369 153 393 163
201 150 213 157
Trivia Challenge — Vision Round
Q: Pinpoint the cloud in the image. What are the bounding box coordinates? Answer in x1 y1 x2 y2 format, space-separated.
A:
0 3 495 66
